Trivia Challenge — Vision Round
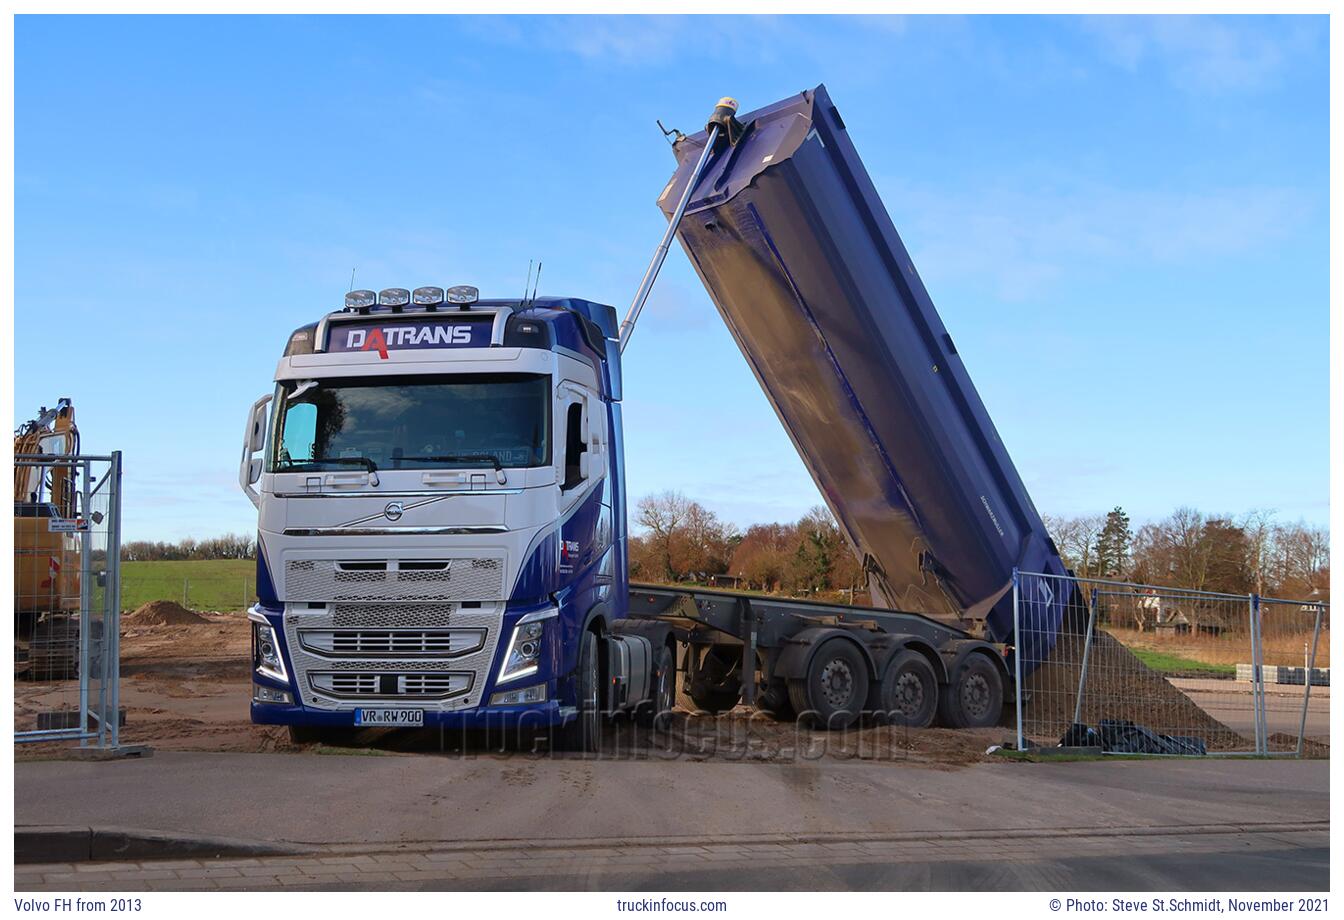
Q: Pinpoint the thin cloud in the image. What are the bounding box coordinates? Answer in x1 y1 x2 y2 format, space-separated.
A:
880 178 1314 301
1080 14 1324 94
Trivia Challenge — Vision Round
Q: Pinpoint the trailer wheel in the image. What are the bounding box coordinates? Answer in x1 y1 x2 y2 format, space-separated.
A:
788 638 869 730
559 630 602 753
636 642 676 730
680 645 741 714
937 653 1004 729
873 650 938 728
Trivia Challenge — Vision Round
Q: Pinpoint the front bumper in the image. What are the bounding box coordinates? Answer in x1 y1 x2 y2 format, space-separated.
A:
251 696 575 730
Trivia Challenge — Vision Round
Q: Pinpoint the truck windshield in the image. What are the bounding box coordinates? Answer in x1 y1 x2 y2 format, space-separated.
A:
268 374 551 472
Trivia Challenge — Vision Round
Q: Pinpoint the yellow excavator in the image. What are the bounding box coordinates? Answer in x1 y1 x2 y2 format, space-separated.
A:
14 398 85 679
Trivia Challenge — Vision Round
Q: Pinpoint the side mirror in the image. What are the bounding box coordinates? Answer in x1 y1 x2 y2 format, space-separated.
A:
249 402 269 453
248 457 263 485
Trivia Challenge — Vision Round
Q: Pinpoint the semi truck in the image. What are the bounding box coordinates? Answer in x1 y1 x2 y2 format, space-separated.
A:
238 87 1072 750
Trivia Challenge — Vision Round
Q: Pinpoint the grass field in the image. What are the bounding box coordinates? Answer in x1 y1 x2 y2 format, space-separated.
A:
1128 648 1237 678
121 559 256 612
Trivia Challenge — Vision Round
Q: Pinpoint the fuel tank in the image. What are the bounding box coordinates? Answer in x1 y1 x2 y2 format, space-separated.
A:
658 85 1069 668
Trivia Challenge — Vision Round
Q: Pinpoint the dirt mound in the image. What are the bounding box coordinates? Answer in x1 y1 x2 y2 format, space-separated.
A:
124 600 209 627
1268 732 1329 759
1024 613 1248 751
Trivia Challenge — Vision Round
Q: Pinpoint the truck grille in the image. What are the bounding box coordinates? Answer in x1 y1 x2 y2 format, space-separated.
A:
282 602 503 711
284 558 505 602
298 628 485 658
309 671 472 700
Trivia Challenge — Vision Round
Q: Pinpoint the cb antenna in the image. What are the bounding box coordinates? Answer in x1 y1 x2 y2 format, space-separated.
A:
530 261 542 304
348 267 357 292
521 260 534 306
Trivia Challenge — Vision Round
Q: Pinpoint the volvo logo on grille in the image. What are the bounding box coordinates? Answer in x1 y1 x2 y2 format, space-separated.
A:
383 501 405 521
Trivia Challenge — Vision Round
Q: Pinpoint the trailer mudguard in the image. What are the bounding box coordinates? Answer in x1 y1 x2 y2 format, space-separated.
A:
659 85 1069 671
772 626 878 683
939 640 1012 694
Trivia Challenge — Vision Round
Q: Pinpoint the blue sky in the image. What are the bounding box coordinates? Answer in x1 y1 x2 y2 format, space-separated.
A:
15 14 1329 542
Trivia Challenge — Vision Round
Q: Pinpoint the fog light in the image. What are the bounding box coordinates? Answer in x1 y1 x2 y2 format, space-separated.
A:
253 684 293 705
490 684 546 706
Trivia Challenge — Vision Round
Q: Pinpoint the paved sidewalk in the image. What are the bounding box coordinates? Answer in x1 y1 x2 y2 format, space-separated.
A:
16 824 1329 891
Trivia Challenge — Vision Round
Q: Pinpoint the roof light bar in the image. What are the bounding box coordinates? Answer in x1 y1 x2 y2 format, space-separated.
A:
413 286 445 310
379 288 411 312
345 289 377 313
446 285 479 309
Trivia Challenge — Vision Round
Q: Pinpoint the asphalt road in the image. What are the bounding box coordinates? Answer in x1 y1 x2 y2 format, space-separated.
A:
14 752 1328 891
1169 678 1330 741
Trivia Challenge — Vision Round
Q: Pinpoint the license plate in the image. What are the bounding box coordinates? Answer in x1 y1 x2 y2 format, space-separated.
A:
354 708 424 727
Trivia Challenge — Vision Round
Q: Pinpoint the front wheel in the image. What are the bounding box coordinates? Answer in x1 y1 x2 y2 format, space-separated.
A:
559 630 602 753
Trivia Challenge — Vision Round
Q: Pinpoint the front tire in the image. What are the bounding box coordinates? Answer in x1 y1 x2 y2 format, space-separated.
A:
559 630 602 753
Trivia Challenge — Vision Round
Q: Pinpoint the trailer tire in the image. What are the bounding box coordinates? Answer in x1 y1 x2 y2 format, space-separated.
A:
559 629 602 753
636 642 676 729
937 653 1004 729
788 638 869 730
681 645 742 714
873 649 938 728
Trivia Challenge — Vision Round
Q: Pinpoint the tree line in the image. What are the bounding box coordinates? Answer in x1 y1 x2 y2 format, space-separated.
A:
629 492 865 599
122 534 256 561
632 492 1330 603
1044 507 1329 599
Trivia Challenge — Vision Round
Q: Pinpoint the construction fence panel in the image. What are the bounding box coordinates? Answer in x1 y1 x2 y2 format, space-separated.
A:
1014 571 1265 755
1257 597 1329 756
14 452 123 750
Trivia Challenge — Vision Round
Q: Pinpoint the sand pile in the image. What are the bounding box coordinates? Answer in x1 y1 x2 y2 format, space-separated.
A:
124 600 209 627
1024 606 1247 751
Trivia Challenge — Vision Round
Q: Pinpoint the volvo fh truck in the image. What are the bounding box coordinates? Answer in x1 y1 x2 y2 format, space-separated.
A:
239 87 1072 749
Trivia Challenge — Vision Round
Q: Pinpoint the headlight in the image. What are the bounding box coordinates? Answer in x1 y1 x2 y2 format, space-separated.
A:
496 609 554 684
252 620 288 683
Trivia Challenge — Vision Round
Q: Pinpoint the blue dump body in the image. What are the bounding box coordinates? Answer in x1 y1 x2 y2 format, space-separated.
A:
659 85 1069 670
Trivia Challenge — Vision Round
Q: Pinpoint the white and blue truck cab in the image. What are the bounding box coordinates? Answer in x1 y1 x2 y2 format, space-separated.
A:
240 286 669 750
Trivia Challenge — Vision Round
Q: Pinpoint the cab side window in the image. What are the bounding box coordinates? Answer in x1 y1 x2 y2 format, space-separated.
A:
562 402 586 491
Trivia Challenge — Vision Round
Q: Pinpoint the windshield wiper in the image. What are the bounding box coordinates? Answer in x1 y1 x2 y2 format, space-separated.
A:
397 453 500 470
278 456 379 473
397 454 507 484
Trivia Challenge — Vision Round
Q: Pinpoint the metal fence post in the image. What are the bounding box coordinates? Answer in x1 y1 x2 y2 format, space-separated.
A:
1295 603 1324 758
1013 567 1024 752
107 451 123 750
1248 593 1265 755
1071 588 1099 727
77 459 93 747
